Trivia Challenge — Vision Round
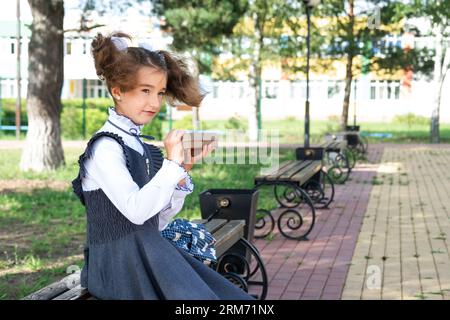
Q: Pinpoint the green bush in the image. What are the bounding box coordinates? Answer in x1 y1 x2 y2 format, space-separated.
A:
284 116 297 122
1 98 163 140
172 114 211 131
322 114 341 133
60 99 111 139
327 114 340 123
0 99 28 125
225 116 248 131
173 114 194 130
61 107 108 139
392 113 430 127
62 98 112 111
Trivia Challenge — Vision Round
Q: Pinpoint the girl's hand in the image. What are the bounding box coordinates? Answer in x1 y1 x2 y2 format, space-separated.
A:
182 142 216 172
163 130 185 165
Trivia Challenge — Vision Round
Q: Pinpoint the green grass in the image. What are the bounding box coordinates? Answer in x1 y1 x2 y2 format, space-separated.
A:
3 119 450 144
193 119 450 144
0 148 82 181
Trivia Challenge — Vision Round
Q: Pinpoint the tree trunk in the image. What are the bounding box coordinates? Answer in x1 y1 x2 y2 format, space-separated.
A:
430 26 444 144
20 0 65 171
248 59 262 142
341 0 355 131
248 14 263 142
342 56 354 131
192 107 200 130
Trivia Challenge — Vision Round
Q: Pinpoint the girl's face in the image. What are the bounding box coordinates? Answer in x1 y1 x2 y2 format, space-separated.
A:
112 66 167 125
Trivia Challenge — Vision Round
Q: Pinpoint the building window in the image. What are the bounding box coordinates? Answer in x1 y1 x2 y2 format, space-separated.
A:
66 42 72 55
239 86 244 98
387 81 392 99
328 80 342 99
290 82 296 99
83 43 87 54
379 85 385 99
264 80 278 99
11 43 15 54
395 85 400 99
370 85 376 99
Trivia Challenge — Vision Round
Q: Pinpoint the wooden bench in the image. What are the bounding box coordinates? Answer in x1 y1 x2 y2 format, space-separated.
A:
319 139 351 184
23 218 268 300
253 148 335 240
332 129 368 158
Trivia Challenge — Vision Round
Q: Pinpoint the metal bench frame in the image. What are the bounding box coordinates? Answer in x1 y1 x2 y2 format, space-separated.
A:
320 139 351 184
254 148 335 240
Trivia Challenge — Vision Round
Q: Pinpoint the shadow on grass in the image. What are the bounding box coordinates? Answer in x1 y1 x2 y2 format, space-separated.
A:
0 257 84 300
0 188 86 300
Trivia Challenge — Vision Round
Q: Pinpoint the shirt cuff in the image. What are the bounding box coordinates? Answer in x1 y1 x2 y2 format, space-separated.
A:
163 159 188 179
175 173 194 193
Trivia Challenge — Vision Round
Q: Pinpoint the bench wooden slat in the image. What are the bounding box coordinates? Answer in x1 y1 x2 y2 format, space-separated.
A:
254 160 295 181
319 140 346 152
192 218 227 234
22 273 79 300
52 284 91 300
213 220 245 258
278 160 313 180
261 160 306 181
319 141 332 148
291 161 322 184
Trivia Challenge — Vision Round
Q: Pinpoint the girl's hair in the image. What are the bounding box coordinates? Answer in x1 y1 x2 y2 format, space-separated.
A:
91 32 203 107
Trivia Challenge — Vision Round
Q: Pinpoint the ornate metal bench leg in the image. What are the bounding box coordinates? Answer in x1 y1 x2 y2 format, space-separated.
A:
303 169 335 209
239 237 268 300
215 238 268 300
276 185 316 240
254 182 316 241
254 208 276 239
326 151 350 184
334 152 350 183
345 149 357 170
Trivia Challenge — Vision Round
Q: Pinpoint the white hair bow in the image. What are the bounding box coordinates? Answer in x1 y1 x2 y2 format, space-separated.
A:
111 37 160 52
111 36 132 51
137 41 155 52
111 36 166 66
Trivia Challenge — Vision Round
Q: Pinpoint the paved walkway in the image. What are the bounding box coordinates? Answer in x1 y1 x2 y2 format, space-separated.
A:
343 145 450 300
254 144 450 300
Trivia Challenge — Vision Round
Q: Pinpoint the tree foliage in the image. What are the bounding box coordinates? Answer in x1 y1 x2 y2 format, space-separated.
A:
152 0 248 74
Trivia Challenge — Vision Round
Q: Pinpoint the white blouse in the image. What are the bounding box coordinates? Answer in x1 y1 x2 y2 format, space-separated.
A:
81 108 194 230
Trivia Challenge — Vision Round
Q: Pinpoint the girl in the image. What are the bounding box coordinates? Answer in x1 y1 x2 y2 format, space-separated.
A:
71 32 254 300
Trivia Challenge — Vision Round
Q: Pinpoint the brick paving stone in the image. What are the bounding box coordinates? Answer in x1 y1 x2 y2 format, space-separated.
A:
341 144 450 300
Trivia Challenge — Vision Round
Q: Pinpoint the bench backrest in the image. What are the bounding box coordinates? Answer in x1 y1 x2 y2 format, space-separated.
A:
254 159 322 186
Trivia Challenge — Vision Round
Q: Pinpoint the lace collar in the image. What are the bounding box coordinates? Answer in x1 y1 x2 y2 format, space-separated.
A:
108 107 144 135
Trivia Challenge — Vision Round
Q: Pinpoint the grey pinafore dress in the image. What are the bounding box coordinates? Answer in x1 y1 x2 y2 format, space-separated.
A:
72 132 254 300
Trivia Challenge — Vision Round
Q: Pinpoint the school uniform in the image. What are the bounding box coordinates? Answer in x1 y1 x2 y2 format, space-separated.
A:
72 108 254 300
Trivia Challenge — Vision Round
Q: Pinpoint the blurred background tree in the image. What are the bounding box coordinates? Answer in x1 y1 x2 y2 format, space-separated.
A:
21 0 144 172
